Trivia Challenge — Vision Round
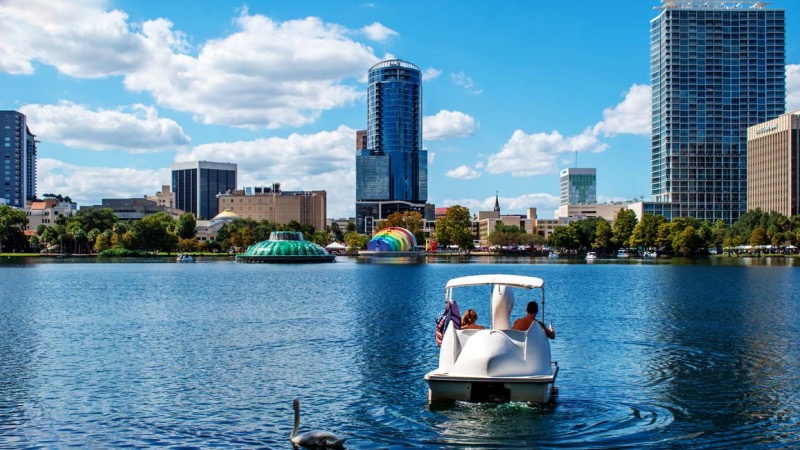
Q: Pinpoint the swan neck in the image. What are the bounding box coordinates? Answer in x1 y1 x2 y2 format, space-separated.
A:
290 402 299 439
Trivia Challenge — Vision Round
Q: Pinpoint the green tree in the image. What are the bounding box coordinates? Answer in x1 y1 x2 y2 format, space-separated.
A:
487 222 529 249
0 205 29 253
310 230 331 246
87 228 101 253
612 209 638 249
41 226 58 252
344 232 369 252
593 219 613 254
629 213 666 250
434 205 474 251
672 225 702 256
710 219 728 251
178 237 201 253
655 222 673 254
329 222 344 243
76 208 118 233
750 226 768 247
547 225 578 251
94 230 113 252
176 212 197 239
132 212 178 253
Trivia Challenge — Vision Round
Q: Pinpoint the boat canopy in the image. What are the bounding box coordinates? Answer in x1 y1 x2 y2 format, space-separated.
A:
445 274 544 291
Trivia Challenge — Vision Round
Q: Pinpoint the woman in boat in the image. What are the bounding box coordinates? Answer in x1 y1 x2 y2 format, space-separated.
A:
512 301 555 339
460 309 485 330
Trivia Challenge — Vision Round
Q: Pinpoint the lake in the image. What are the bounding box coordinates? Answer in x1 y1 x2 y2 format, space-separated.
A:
1 255 798 448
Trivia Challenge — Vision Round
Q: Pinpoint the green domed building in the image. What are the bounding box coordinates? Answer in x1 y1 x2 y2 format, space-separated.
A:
236 231 335 263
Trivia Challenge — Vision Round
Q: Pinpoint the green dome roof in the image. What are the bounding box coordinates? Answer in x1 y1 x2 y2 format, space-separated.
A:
236 231 335 263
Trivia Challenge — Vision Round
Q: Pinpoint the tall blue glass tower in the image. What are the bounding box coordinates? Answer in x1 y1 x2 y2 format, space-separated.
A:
356 59 427 233
649 0 785 224
1 111 37 208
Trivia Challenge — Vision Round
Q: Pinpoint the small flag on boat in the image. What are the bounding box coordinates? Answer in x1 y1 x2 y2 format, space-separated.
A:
435 298 460 346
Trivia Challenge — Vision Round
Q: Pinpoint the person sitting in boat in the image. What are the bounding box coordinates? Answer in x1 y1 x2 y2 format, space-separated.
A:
512 301 555 339
460 309 485 330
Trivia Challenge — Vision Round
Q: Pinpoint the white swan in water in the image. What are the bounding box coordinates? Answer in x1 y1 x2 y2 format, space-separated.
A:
290 399 347 448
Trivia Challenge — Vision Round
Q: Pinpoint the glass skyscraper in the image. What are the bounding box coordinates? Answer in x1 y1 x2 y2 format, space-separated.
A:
356 59 427 233
172 161 237 220
1 110 37 208
560 168 597 206
649 0 785 223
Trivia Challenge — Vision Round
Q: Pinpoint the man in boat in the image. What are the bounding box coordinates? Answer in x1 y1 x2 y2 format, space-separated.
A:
512 301 555 339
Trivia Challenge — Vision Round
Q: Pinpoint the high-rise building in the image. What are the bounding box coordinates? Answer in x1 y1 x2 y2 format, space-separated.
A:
172 161 237 220
356 59 428 234
1 110 37 207
648 0 785 223
559 168 596 206
746 110 800 217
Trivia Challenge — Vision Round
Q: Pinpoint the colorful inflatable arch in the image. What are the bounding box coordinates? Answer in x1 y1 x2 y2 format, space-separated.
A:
367 227 418 252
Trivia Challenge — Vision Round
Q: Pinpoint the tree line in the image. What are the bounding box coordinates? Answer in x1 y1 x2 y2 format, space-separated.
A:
545 208 800 256
2 204 798 256
0 206 350 255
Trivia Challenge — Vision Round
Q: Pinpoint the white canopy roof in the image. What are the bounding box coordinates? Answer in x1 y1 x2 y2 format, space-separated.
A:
445 274 544 290
325 242 346 249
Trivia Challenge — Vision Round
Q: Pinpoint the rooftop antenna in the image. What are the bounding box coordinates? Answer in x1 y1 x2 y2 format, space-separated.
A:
575 150 578 168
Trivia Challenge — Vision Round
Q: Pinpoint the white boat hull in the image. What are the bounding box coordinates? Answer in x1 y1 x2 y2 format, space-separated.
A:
425 364 558 403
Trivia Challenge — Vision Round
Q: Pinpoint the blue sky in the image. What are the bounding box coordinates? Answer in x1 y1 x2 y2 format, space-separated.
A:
2 0 798 219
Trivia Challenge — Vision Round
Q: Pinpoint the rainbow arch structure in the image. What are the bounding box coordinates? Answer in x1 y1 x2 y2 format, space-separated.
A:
367 227 418 252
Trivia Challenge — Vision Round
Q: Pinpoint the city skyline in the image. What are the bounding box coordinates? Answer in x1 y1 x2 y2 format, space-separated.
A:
1 0 799 219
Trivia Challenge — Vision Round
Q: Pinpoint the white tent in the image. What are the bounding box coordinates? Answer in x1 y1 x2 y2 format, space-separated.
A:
325 242 346 250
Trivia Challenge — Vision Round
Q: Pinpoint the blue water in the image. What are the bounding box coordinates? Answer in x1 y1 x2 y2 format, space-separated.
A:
1 256 799 448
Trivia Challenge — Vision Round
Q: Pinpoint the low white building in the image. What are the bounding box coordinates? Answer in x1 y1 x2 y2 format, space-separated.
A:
25 199 78 232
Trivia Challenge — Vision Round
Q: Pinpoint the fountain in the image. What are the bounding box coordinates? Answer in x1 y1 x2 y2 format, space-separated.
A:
235 231 335 263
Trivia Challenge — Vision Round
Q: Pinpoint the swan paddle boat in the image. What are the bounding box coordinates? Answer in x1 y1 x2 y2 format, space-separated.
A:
176 253 194 263
424 274 558 403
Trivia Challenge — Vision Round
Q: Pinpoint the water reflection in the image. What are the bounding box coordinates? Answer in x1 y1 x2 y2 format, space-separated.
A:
1 259 799 447
643 266 800 447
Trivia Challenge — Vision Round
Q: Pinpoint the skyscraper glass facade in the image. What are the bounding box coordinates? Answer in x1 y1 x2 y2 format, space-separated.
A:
356 59 427 232
0 111 37 208
650 1 785 223
172 161 237 220
560 168 597 206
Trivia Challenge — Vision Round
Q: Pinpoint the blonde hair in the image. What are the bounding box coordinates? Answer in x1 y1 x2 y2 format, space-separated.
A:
461 309 478 327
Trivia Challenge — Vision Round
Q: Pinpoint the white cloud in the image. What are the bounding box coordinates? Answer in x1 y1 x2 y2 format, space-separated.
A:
788 64 800 111
451 71 482 95
176 125 357 217
360 22 398 42
37 158 170 205
1 1 383 129
125 13 380 129
423 110 477 140
592 84 651 137
21 101 190 152
0 0 149 77
441 193 560 217
485 129 607 177
422 68 442 81
445 165 481 180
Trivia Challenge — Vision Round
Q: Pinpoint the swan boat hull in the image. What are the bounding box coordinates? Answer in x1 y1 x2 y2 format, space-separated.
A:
425 364 558 403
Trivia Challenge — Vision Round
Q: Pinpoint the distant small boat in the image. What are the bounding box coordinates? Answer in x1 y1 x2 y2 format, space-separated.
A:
585 251 597 260
548 252 560 259
643 250 657 258
177 253 194 263
616 249 630 258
